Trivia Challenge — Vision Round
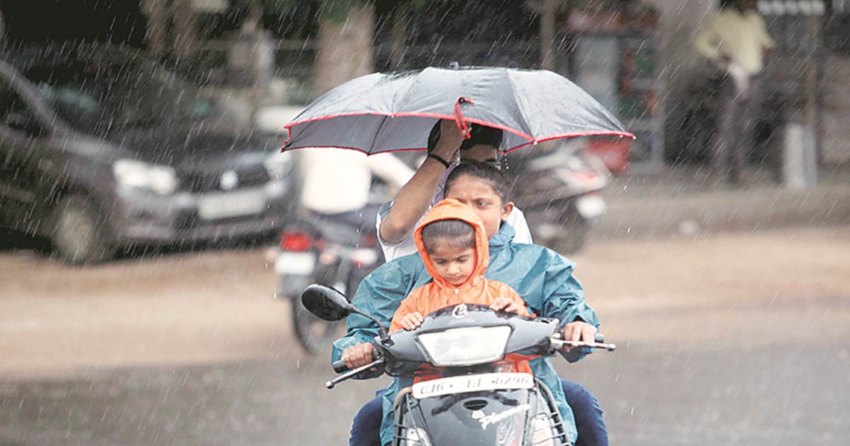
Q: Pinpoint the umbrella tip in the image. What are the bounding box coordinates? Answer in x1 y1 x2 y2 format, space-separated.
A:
449 61 460 70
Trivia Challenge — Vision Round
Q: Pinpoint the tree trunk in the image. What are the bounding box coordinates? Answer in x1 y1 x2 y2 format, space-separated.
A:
390 6 408 70
539 0 556 70
142 0 167 57
313 3 375 95
172 0 196 59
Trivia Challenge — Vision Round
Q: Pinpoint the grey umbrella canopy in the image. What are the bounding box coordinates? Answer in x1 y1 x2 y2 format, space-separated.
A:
282 66 632 154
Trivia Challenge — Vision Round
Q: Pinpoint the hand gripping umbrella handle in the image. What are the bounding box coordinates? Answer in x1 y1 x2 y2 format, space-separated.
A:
454 97 475 139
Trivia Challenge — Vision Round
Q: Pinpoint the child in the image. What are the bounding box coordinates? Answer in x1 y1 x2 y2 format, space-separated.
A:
388 197 534 386
390 198 529 338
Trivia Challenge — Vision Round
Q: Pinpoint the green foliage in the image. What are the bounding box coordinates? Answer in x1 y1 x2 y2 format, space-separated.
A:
318 0 368 23
261 0 300 14
409 0 450 8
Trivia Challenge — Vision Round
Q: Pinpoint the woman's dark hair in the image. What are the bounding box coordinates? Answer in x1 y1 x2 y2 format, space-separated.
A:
462 125 503 151
427 122 504 153
444 161 511 202
421 219 476 253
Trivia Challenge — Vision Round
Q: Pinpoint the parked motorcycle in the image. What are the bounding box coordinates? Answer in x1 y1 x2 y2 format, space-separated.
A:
507 139 611 254
274 212 382 354
300 284 615 446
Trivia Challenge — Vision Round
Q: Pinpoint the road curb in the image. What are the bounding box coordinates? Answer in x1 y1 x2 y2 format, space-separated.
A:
595 166 850 239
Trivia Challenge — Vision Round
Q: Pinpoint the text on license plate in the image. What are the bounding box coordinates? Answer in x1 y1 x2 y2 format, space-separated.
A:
198 190 266 220
412 373 534 399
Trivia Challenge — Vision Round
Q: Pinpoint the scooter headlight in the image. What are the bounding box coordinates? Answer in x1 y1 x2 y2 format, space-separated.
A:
530 413 558 446
417 326 511 367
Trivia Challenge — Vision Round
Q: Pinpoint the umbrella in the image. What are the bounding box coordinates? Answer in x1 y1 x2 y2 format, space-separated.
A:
282 66 633 154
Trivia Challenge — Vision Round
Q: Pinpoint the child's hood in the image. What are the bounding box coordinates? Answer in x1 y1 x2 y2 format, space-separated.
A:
414 198 489 289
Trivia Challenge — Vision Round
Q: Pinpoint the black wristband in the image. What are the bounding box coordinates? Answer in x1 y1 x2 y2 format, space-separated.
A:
427 153 451 169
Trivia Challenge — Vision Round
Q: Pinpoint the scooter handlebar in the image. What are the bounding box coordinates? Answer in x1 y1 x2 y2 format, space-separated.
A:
332 359 349 373
326 358 385 389
332 347 381 374
551 332 616 352
595 333 606 344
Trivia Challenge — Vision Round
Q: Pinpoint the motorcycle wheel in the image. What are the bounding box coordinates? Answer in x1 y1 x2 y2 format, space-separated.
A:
291 261 348 355
291 292 343 355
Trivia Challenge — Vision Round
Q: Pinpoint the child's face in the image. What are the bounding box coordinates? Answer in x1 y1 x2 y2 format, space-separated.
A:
444 175 513 239
428 241 476 286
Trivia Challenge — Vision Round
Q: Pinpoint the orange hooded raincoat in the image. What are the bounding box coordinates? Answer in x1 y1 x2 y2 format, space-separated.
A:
389 198 532 374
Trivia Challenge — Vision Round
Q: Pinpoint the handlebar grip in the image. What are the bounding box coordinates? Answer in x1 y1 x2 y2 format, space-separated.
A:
595 333 606 344
332 359 349 373
333 348 379 374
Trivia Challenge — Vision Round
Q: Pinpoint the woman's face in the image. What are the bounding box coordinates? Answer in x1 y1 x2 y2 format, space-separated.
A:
444 175 513 239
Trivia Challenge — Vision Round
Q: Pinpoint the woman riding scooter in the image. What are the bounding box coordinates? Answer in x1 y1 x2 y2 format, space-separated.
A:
338 157 608 446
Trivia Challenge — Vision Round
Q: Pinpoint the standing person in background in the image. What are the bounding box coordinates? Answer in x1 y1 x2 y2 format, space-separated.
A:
693 0 774 185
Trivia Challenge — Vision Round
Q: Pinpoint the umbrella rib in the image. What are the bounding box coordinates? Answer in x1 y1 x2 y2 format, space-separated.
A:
370 114 394 151
505 70 535 142
394 69 428 115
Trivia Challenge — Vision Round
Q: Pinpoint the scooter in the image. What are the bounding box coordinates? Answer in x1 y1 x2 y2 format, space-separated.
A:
274 212 382 354
508 139 611 254
300 284 615 446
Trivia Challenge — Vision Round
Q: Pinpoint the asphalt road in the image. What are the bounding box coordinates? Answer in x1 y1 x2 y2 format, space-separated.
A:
1 226 849 445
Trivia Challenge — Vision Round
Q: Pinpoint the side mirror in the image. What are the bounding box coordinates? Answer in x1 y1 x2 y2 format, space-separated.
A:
300 284 354 321
299 284 394 345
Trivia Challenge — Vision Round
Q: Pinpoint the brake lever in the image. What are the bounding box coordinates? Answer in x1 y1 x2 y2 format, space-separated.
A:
556 339 616 352
549 334 616 352
325 358 385 389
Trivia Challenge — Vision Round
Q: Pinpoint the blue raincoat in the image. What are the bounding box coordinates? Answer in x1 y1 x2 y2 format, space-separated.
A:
332 223 599 445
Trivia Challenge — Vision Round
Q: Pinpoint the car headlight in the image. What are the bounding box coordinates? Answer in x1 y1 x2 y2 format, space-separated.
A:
264 152 293 181
113 159 179 195
417 326 511 367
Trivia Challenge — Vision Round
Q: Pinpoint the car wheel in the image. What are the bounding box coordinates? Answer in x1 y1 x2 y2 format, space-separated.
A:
52 195 113 264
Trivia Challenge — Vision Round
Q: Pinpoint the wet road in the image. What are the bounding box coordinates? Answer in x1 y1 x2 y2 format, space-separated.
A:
1 227 849 445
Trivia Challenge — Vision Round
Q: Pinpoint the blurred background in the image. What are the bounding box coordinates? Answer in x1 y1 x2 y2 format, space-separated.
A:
0 0 848 444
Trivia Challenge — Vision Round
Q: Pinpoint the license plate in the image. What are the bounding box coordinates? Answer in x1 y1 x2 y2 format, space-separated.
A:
412 373 534 399
198 190 266 220
275 252 316 275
